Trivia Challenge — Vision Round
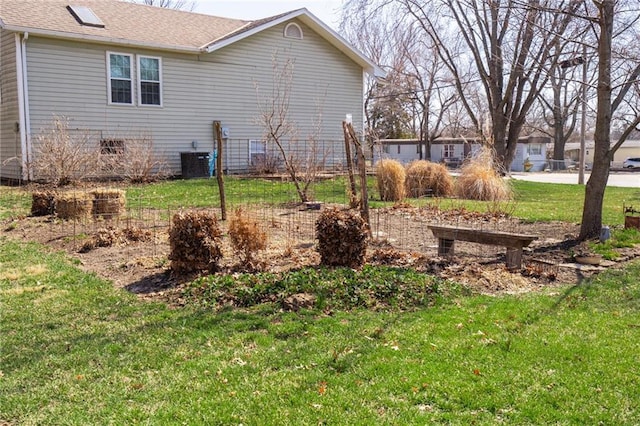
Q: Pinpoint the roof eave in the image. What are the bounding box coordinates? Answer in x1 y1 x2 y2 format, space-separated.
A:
203 9 384 78
1 24 202 54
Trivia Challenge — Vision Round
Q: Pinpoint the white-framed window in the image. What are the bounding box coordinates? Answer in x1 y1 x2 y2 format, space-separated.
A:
249 140 267 165
284 22 303 39
138 56 162 106
443 144 455 158
108 52 133 105
382 144 390 154
528 144 542 156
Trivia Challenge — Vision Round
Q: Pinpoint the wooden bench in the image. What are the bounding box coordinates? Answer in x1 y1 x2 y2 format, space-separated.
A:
428 225 538 270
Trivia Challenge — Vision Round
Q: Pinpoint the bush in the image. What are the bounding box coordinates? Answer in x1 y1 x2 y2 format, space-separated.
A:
100 135 170 183
376 159 406 202
405 160 454 198
316 208 368 268
31 116 100 186
169 211 223 273
455 147 512 201
228 208 267 265
55 191 93 220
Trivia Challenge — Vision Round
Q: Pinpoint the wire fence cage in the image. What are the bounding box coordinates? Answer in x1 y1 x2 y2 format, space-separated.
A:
1 136 532 267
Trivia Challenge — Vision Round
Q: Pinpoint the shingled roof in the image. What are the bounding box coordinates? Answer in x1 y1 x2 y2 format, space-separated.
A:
0 0 250 51
0 0 383 76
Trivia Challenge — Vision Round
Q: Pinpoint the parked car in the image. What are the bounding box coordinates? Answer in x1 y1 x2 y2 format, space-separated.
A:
623 157 640 168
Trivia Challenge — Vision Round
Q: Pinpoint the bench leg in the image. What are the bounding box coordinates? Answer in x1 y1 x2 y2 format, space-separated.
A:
505 248 523 270
438 238 455 256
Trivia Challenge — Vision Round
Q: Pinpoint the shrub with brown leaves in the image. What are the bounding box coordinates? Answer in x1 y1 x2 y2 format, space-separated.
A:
375 159 406 202
315 208 368 268
169 211 223 273
405 160 454 198
228 208 268 265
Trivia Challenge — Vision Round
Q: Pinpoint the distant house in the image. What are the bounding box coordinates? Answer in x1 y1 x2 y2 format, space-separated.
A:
0 0 382 181
565 140 640 168
374 136 550 172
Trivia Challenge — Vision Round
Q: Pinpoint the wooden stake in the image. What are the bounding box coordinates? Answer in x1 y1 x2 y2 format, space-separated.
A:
342 121 358 208
346 122 370 235
213 121 227 220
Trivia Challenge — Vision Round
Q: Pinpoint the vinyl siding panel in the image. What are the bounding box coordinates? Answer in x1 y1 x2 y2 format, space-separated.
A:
0 30 21 180
25 18 364 175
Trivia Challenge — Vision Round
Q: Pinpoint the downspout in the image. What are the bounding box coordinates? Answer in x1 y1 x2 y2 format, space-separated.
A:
15 31 32 180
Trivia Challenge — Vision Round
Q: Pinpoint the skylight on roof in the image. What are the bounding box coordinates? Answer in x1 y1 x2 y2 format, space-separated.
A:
67 5 105 28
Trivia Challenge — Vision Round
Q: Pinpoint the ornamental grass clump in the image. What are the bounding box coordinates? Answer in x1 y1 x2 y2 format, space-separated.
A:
169 211 223 273
376 159 405 202
455 147 512 201
228 208 267 265
405 160 454 198
315 207 368 268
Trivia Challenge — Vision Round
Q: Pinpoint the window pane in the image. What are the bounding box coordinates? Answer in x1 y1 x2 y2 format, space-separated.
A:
140 57 159 81
110 54 130 79
111 79 132 104
140 81 160 105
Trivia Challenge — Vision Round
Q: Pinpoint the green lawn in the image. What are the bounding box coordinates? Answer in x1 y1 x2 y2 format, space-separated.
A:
2 178 639 225
1 238 639 424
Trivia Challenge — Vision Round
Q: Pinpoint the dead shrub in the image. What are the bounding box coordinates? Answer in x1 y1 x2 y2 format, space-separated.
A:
405 160 454 198
316 208 368 268
55 191 92 220
31 116 100 186
376 159 406 202
79 226 152 253
228 208 268 265
31 191 56 216
169 211 223 273
90 188 126 219
101 135 170 183
455 147 512 201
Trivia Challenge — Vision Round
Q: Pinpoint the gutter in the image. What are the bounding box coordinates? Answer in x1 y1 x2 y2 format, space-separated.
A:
15 32 32 180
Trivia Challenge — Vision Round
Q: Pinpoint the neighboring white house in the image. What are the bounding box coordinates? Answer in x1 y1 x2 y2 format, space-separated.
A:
565 140 640 168
374 136 549 172
0 0 382 181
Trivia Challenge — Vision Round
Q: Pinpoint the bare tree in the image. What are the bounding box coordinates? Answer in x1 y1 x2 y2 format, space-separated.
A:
129 0 197 11
346 0 582 171
341 3 460 159
579 0 640 240
535 37 596 170
255 52 328 203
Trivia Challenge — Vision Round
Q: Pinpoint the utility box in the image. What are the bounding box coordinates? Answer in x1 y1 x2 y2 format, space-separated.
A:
180 152 210 179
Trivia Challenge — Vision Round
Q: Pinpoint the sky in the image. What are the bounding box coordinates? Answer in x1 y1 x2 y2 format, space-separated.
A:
193 0 344 30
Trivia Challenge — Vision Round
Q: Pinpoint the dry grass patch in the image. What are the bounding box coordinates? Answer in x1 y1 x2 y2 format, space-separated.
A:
55 191 93 220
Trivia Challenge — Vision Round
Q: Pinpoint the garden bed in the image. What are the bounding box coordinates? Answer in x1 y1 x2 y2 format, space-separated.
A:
4 202 639 309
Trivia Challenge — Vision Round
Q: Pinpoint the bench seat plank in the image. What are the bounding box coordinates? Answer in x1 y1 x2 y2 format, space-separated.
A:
428 225 538 270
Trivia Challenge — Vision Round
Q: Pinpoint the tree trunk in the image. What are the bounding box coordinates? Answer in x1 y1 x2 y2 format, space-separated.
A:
579 0 613 241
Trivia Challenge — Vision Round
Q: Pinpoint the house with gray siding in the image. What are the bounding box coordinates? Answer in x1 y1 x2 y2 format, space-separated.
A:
0 0 381 181
374 136 550 172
